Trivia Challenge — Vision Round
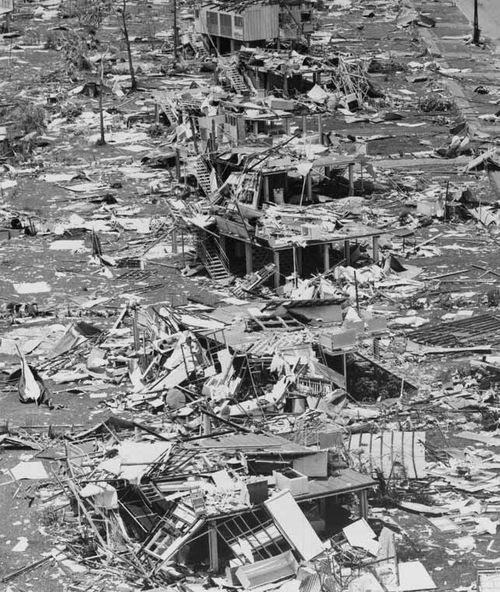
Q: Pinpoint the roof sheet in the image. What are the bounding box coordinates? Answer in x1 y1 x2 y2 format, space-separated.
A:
185 432 312 454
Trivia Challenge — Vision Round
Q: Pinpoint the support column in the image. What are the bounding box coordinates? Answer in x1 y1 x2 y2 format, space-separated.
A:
208 522 219 572
245 242 253 275
344 239 351 266
154 103 159 125
273 251 280 290
358 490 368 519
306 173 312 202
323 243 330 272
302 115 307 138
263 175 270 203
348 163 355 196
253 121 259 135
372 235 380 264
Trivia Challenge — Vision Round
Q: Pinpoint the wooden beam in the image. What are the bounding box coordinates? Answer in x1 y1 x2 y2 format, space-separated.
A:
208 522 219 572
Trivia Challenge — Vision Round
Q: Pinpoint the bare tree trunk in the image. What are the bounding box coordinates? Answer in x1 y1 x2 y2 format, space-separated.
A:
121 0 137 91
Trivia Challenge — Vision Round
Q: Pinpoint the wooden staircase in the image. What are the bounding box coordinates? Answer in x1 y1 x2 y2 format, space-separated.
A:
199 238 232 283
195 156 215 197
226 63 249 94
157 96 178 126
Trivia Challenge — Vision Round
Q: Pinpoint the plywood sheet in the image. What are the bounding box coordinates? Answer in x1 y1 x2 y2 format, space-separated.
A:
265 490 323 561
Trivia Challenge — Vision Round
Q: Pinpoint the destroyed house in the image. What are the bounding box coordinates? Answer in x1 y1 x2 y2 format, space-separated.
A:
67 431 375 576
187 151 384 289
196 0 314 54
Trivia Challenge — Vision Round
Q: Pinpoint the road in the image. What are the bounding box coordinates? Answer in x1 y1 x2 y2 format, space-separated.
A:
455 0 500 43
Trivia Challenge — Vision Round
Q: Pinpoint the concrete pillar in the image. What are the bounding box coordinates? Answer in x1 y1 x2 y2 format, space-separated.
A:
245 242 253 275
317 114 323 141
372 235 380 263
253 121 259 135
344 239 351 266
154 103 159 125
323 243 330 271
273 251 280 290
348 163 355 196
302 115 307 138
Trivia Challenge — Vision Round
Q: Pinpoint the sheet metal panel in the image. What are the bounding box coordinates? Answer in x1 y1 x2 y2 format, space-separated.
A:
348 431 426 480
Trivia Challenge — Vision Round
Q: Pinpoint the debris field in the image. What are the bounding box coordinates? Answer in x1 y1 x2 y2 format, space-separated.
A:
2 0 500 591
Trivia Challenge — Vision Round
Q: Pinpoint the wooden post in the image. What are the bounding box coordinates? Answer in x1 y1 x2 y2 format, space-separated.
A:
211 118 217 152
273 251 280 290
154 103 159 125
175 148 181 180
263 175 270 203
323 243 330 272
348 163 355 196
245 242 253 275
344 239 351 266
306 173 313 202
358 490 368 519
354 271 359 313
208 522 219 572
372 235 379 263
